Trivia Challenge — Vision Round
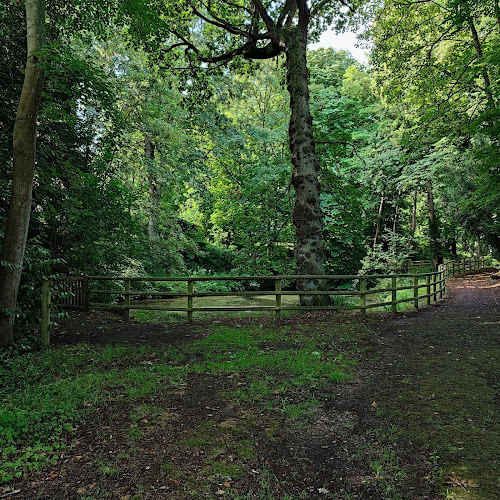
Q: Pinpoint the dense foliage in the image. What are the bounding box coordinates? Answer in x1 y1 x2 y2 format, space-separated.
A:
1 0 499 338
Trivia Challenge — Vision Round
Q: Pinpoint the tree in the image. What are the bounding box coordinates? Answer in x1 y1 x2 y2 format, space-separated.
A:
0 0 46 346
308 49 376 275
371 0 500 260
173 0 366 303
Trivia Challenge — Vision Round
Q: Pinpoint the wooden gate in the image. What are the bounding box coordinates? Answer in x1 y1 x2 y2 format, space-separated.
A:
53 276 89 310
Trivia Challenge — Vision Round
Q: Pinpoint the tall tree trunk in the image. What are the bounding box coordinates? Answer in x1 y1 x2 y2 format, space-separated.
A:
463 0 495 107
284 17 326 305
494 0 500 34
145 137 161 240
426 180 440 271
474 236 481 257
408 190 417 251
373 194 384 249
450 235 457 257
0 0 45 346
392 205 398 233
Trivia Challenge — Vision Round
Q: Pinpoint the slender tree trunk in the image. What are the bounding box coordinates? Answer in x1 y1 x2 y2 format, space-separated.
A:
474 236 481 257
463 0 495 106
494 0 500 34
450 236 457 257
0 0 45 346
408 190 417 250
284 19 327 305
373 194 384 249
426 180 440 271
145 137 161 240
392 205 398 234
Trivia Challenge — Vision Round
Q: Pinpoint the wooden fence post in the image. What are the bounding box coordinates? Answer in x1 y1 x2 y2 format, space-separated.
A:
438 266 443 299
124 279 131 321
275 278 282 321
41 280 51 346
391 276 397 313
187 280 194 324
360 278 367 317
413 276 419 309
426 275 431 305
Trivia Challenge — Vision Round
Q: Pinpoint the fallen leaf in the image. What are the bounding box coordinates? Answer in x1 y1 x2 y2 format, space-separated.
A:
77 487 86 494
371 401 377 407
46 471 59 481
444 475 479 489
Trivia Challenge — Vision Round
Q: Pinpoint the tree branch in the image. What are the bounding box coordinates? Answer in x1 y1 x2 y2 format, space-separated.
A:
243 41 283 59
199 39 260 63
277 0 296 27
311 0 354 17
218 0 252 15
187 0 254 39
251 0 275 32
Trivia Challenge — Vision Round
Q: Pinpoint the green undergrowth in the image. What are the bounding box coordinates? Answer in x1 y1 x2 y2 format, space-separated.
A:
0 322 369 485
0 345 187 483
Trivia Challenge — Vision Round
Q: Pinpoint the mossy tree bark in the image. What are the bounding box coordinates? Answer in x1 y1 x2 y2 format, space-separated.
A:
0 0 45 346
180 0 333 304
284 21 327 304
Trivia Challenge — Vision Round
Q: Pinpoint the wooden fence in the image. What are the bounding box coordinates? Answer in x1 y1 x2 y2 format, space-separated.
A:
406 260 432 271
40 257 487 345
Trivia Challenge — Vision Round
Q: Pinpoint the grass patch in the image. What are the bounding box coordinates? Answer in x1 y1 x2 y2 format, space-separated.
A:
0 321 368 487
186 326 357 415
0 346 187 483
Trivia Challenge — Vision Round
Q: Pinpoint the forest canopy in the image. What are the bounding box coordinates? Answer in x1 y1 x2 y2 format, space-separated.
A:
0 0 498 343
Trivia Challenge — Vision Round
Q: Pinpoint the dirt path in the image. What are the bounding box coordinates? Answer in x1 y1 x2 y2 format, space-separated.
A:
8 271 500 500
362 271 500 499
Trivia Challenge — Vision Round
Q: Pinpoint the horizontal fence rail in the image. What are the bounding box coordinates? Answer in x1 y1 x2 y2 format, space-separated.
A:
41 257 487 344
406 259 432 271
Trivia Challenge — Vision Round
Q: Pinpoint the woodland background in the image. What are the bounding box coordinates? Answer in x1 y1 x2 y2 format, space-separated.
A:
1 0 499 335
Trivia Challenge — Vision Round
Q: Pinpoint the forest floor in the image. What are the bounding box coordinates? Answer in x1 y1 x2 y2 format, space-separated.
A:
3 271 499 500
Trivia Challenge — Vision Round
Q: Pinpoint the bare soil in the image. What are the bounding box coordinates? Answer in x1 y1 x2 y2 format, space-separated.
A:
7 270 500 499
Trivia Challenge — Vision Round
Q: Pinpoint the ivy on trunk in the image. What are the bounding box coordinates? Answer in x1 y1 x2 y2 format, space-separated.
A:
172 0 353 303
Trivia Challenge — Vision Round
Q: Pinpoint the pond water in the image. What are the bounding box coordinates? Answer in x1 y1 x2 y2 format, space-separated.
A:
130 294 300 321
